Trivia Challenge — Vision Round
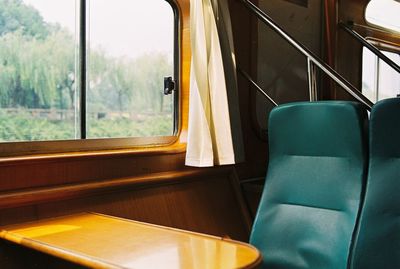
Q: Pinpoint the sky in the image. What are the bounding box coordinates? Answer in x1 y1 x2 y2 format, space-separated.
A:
23 0 174 59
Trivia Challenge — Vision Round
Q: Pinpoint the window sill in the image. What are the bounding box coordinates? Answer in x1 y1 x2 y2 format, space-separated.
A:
0 137 186 166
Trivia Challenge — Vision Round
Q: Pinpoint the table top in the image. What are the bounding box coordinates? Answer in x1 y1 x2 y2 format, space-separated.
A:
0 212 261 269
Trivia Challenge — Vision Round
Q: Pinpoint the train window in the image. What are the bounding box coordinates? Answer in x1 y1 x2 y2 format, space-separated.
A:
87 0 176 139
362 47 400 102
365 0 400 33
0 0 77 142
0 0 178 145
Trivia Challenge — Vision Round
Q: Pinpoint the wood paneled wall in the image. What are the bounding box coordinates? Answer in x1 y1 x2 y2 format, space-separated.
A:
0 167 252 267
0 167 251 239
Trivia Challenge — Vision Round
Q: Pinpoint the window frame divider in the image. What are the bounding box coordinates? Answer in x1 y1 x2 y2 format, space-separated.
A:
80 0 87 139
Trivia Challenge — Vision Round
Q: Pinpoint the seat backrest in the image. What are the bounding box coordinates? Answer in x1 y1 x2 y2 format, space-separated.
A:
350 97 400 269
249 101 368 269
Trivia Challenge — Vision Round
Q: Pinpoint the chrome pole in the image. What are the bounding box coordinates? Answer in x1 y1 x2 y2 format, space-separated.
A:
307 58 318 101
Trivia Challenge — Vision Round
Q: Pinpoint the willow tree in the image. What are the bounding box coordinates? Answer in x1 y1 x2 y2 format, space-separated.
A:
0 0 49 39
0 29 75 109
133 53 173 113
0 0 75 109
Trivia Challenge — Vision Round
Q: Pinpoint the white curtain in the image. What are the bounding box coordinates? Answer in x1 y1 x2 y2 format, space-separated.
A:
186 0 244 167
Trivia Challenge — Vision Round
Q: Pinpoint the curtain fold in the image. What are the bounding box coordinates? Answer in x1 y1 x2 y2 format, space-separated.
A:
186 0 244 167
211 0 245 164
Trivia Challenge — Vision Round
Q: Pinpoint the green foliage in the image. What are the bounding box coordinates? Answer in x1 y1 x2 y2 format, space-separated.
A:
0 112 173 142
87 116 172 138
0 29 75 108
88 52 173 113
0 0 49 39
132 53 173 113
0 111 74 141
0 0 174 141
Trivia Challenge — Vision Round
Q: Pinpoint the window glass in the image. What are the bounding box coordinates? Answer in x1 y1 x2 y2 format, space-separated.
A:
0 0 176 144
0 0 77 142
362 48 400 102
87 0 174 138
365 0 400 33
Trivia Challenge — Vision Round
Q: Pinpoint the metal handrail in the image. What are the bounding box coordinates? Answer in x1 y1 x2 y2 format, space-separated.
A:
238 66 278 107
339 22 400 74
237 0 373 110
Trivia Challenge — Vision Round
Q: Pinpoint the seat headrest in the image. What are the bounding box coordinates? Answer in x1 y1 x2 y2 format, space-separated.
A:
269 101 368 158
369 97 400 157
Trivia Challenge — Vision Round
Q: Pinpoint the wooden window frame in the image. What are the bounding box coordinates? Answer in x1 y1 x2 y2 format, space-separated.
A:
0 0 182 158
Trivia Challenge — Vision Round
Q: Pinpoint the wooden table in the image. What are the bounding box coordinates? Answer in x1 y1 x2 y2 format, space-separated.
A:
0 213 261 269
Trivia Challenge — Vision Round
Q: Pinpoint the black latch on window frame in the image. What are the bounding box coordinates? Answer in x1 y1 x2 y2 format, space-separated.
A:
164 76 176 95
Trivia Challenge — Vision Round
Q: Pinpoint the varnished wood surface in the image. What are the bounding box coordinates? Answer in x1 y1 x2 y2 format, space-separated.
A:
0 169 251 241
0 167 230 209
1 213 261 269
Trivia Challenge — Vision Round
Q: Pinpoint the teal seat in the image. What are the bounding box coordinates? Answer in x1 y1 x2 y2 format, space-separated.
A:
250 101 368 269
350 97 400 269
